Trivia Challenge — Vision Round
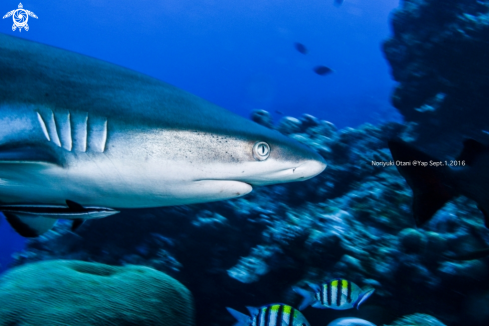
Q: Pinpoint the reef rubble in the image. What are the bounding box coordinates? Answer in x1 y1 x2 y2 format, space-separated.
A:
4 111 489 326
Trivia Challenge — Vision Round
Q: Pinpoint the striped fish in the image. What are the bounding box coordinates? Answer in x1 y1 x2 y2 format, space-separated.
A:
293 279 375 311
226 303 311 326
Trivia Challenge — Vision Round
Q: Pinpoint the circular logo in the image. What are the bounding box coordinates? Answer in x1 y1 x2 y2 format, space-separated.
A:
13 9 28 28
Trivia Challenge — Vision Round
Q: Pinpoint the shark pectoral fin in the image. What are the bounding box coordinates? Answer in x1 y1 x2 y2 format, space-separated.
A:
71 219 85 232
0 146 61 166
4 213 57 238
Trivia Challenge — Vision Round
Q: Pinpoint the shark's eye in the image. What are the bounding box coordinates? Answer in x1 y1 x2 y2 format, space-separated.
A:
253 141 270 161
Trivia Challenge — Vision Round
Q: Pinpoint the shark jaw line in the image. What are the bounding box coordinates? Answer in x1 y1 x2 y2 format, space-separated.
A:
193 161 324 187
193 179 253 192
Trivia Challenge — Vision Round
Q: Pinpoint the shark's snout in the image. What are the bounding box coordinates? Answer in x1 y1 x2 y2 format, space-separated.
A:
263 159 326 182
294 159 327 180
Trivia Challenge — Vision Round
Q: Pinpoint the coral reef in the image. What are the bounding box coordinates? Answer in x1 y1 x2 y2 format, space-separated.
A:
386 313 446 326
0 260 194 325
382 0 489 156
327 317 375 326
5 112 489 326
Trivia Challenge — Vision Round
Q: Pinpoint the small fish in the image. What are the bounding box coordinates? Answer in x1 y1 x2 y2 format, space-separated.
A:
293 279 375 310
334 0 344 7
227 304 311 326
388 139 489 228
327 317 376 326
313 65 333 76
0 200 118 237
294 42 308 55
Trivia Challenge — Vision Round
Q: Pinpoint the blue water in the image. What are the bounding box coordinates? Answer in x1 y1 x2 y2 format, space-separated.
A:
0 214 24 273
0 0 399 272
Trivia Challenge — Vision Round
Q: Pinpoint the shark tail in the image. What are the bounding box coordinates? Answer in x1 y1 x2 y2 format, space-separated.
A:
388 139 458 227
4 213 57 238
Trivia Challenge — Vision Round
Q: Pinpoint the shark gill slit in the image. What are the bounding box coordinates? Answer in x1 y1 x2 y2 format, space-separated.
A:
48 109 61 147
66 112 73 151
82 114 88 152
101 119 108 152
36 112 50 141
55 110 72 151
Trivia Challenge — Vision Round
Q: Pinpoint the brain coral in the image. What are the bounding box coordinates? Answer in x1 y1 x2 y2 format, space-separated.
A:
0 260 194 326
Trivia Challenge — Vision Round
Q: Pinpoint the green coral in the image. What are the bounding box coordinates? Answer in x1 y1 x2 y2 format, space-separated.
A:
0 260 194 326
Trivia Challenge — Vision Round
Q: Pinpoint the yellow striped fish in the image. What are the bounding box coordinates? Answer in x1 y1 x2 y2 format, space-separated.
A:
226 303 311 326
293 279 375 310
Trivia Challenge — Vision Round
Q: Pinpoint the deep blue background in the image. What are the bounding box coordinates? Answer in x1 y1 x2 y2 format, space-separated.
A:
0 0 400 273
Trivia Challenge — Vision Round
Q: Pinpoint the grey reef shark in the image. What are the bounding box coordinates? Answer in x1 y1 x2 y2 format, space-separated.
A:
0 33 326 238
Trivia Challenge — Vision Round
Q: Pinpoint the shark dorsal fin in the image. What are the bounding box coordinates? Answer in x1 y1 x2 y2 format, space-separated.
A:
66 200 84 210
457 139 487 166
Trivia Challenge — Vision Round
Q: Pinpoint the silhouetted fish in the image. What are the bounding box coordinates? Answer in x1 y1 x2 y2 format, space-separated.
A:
388 138 489 228
314 65 333 76
294 42 308 54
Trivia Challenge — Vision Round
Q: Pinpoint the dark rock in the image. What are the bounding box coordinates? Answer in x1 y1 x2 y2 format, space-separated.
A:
250 109 274 128
398 228 427 254
299 114 320 130
277 116 302 134
307 120 337 138
383 0 489 157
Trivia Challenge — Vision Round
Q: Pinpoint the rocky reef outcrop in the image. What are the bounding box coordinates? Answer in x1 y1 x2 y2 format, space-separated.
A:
382 0 489 156
4 112 489 326
386 313 446 326
0 260 194 326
